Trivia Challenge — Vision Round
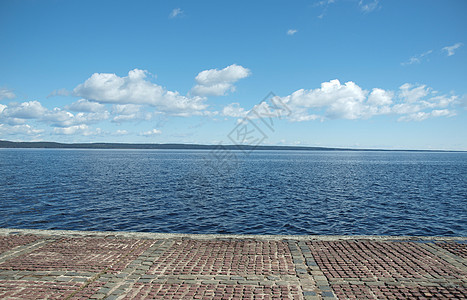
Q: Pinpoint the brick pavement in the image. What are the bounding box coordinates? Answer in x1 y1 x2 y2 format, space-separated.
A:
0 229 465 299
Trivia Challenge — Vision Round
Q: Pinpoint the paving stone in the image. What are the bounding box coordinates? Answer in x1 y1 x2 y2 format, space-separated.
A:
0 231 465 299
146 239 295 276
0 235 40 254
0 237 153 273
322 291 336 297
89 293 106 299
307 240 466 281
303 291 317 296
97 287 112 294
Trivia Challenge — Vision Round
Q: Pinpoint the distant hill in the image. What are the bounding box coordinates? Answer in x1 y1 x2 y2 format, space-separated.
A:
0 140 343 151
0 140 462 152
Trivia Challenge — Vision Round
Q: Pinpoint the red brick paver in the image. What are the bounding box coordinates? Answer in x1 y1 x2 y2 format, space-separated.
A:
0 237 153 272
123 283 302 300
0 235 39 254
0 280 82 299
332 284 467 299
0 279 105 300
148 240 295 276
307 240 465 279
437 241 467 259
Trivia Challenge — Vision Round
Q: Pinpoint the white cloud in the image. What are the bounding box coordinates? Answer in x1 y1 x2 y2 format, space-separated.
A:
220 79 458 122
112 104 142 115
0 88 15 100
111 104 152 123
431 109 455 117
141 128 162 136
442 43 463 56
398 109 455 122
169 8 183 18
367 88 393 106
44 109 110 127
74 69 208 114
191 64 251 96
287 29 297 35
359 0 380 13
401 50 433 66
0 124 43 135
1 101 48 119
281 80 369 119
0 100 109 129
53 124 102 136
222 103 248 118
112 113 152 123
67 99 106 112
114 129 128 135
399 83 429 103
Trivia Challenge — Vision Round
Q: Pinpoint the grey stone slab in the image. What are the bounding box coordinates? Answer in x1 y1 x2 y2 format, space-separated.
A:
303 291 317 296
322 291 336 298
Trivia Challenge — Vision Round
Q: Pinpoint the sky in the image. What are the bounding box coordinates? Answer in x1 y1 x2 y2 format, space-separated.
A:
0 0 466 150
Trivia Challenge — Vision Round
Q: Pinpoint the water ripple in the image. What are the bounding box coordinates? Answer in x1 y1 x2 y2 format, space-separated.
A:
0 149 466 236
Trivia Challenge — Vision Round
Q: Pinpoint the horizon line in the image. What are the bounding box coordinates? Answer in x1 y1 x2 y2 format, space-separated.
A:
0 140 465 153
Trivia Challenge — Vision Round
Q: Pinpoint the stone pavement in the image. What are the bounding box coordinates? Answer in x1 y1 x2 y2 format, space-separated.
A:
0 229 465 299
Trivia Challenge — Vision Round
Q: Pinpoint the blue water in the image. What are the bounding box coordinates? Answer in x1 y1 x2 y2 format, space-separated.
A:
0 149 466 236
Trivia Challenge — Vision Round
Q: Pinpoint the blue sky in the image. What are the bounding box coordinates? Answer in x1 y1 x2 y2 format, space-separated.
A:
0 0 466 150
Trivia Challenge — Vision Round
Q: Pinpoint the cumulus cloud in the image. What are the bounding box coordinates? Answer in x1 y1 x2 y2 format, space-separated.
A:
442 43 463 56
53 124 102 136
169 8 183 18
223 79 460 123
141 128 162 136
287 29 297 35
112 104 142 115
222 103 248 118
191 64 251 96
0 100 109 129
0 88 15 100
0 124 44 135
280 80 370 120
367 88 393 106
1 101 48 119
282 80 459 121
111 104 153 123
67 99 106 112
74 69 208 115
398 109 455 122
45 109 110 127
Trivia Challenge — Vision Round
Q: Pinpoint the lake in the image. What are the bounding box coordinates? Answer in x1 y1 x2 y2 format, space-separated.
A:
0 149 466 236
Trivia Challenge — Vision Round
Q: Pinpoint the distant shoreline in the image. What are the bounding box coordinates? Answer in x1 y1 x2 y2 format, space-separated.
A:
0 140 464 152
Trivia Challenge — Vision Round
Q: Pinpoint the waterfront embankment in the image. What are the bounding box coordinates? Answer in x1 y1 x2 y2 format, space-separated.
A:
0 228 466 299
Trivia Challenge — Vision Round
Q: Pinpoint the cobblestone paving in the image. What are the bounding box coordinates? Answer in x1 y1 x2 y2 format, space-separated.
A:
436 241 467 259
147 240 295 276
0 237 153 273
307 241 465 279
0 230 465 299
0 235 40 253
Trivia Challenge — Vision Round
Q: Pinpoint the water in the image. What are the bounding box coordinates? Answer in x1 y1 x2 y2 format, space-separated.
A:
0 149 466 236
